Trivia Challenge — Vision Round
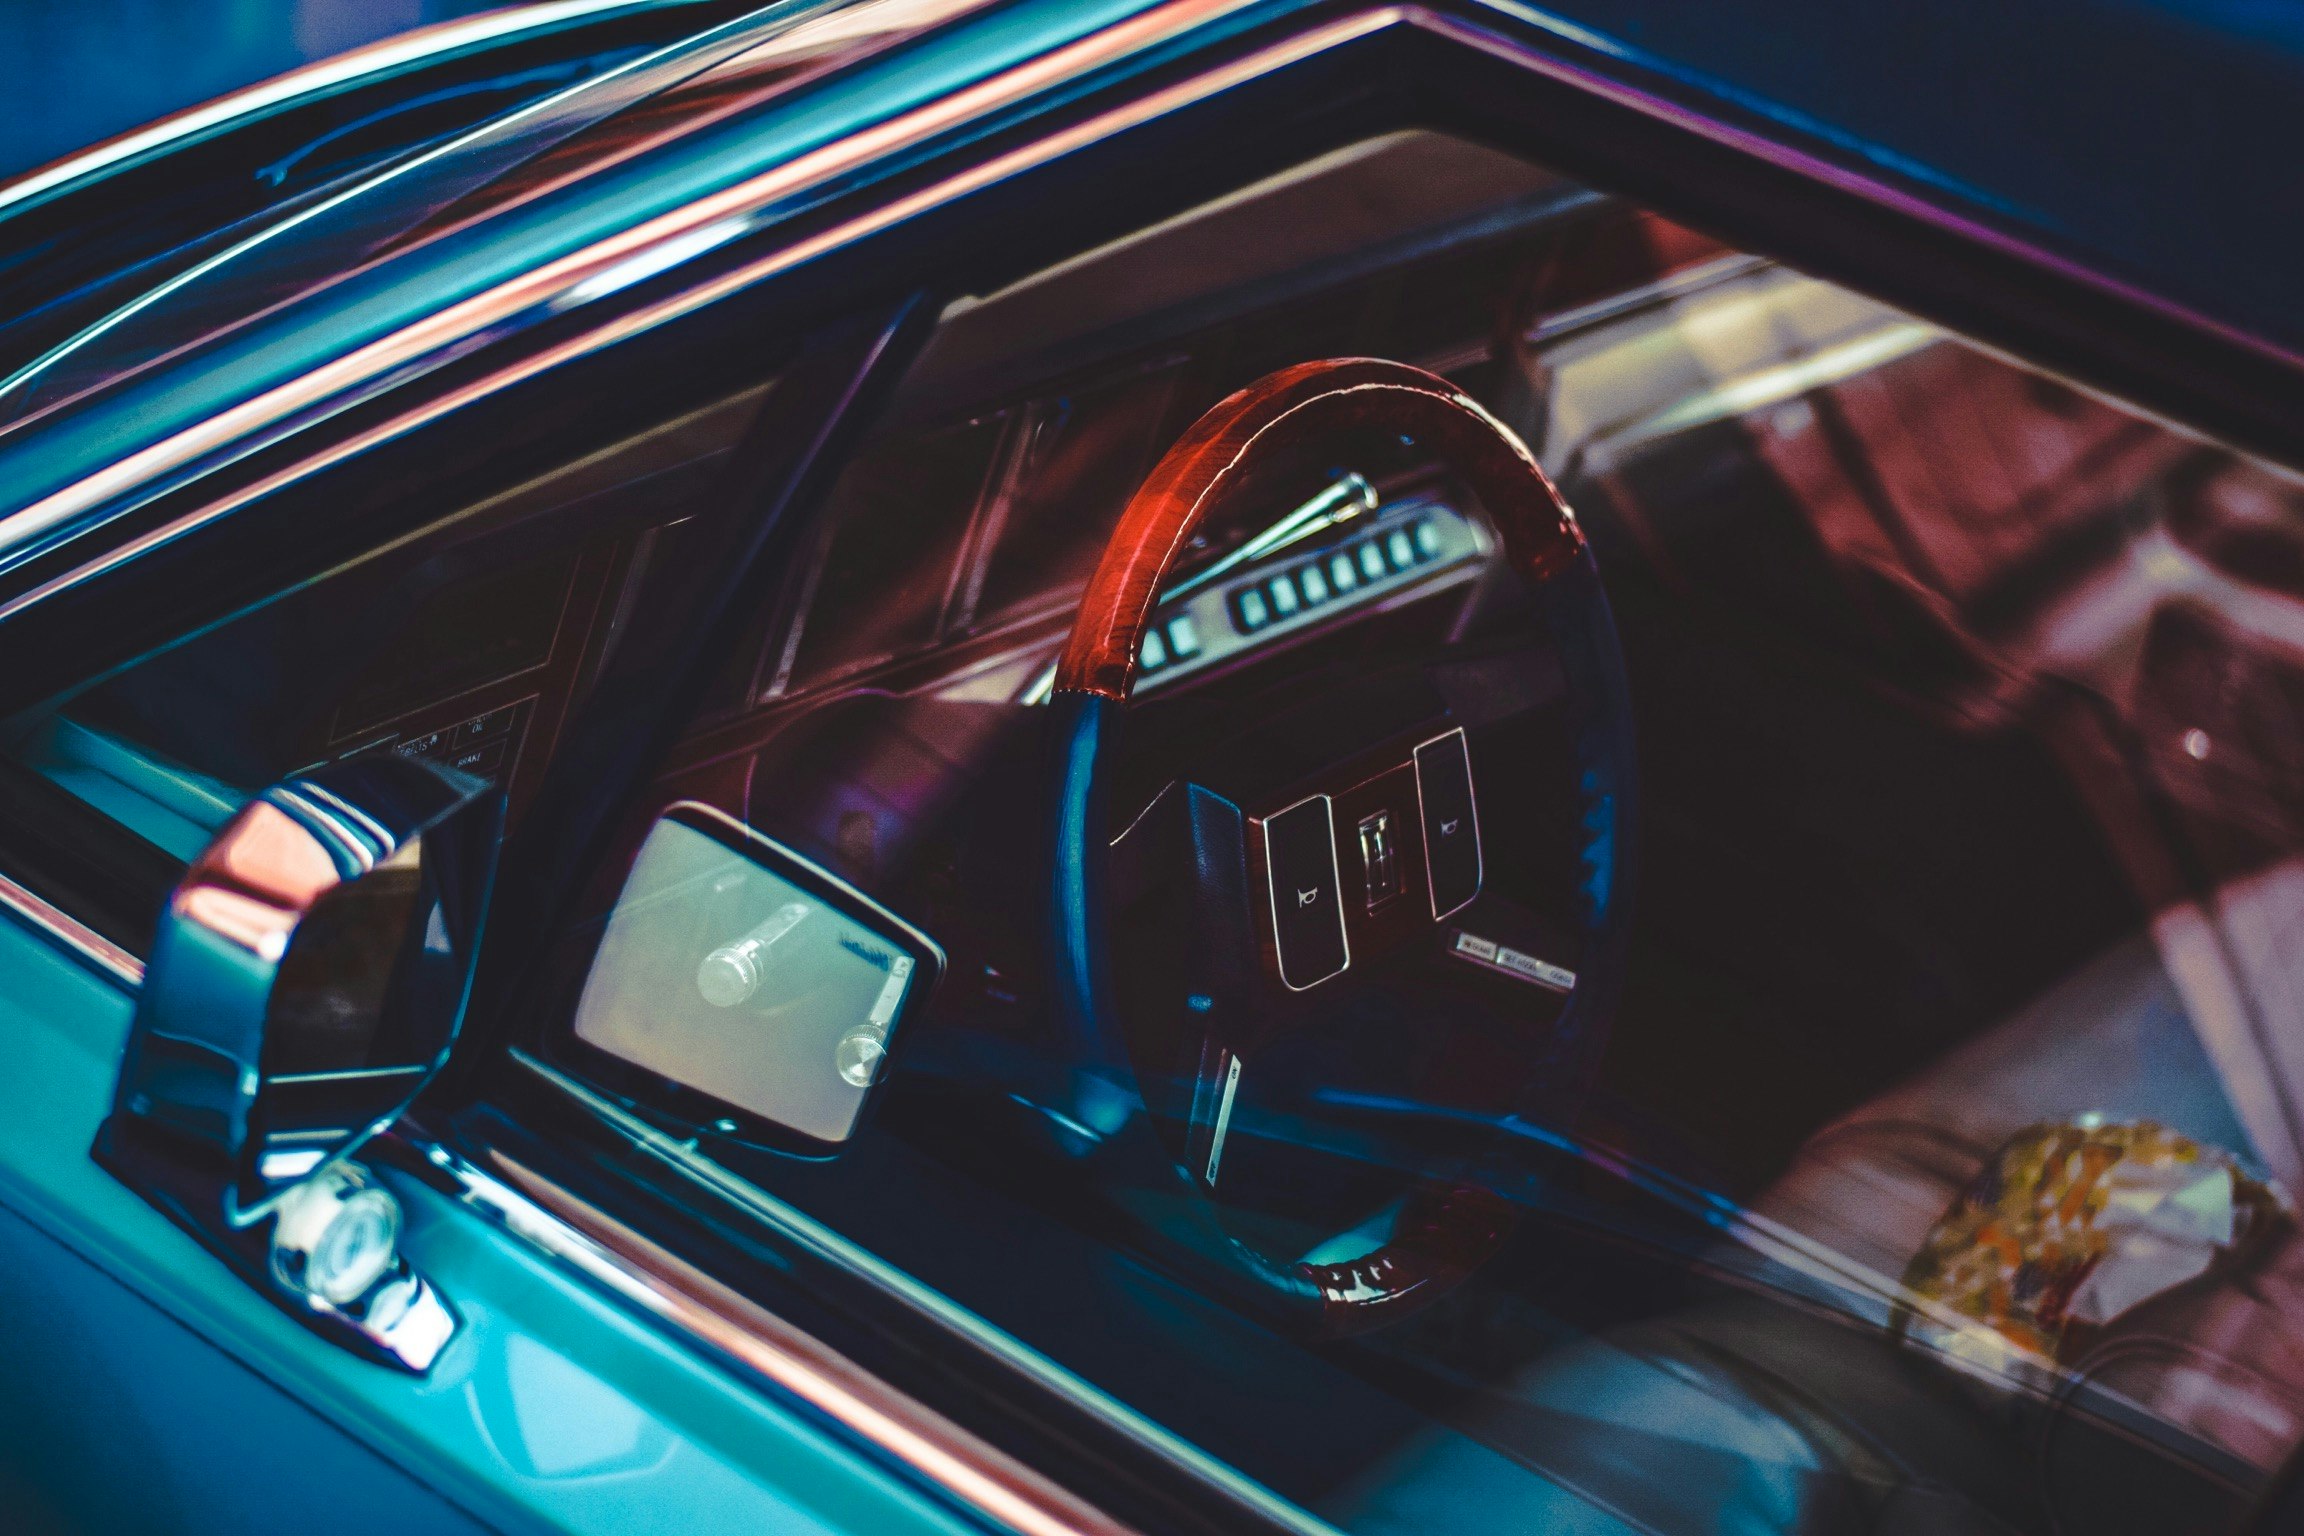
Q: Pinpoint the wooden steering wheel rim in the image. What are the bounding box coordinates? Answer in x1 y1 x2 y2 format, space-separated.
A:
1052 356 1583 700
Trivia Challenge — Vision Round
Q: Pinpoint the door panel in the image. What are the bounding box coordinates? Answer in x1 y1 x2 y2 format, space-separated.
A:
0 1201 495 1536
0 910 989 1536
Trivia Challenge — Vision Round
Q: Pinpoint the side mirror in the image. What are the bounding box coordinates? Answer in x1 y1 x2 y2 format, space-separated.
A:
97 755 501 1371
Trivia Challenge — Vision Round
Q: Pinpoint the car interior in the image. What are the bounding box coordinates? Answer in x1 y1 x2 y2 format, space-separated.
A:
12 127 2304 1534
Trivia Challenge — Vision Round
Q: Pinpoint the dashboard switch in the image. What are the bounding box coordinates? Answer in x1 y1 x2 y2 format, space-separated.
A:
1139 625 1169 670
1414 728 1483 919
1327 551 1358 592
1386 527 1417 570
1232 588 1270 631
1267 574 1299 617
1165 613 1201 658
1263 795 1349 989
1357 809 1402 909
1357 542 1387 582
1298 563 1330 604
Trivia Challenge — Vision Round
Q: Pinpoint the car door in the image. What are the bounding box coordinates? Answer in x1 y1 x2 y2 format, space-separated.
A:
5 2 2304 1535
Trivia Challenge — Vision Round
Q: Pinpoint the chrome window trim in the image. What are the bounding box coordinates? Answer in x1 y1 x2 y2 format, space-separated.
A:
507 1050 1341 1534
431 1135 1146 1536
0 0 996 436
0 0 726 221
0 869 144 988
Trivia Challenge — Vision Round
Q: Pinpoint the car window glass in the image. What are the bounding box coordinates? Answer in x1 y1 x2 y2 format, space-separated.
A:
772 413 1005 695
965 359 1189 632
531 131 2304 1533
12 18 2302 1514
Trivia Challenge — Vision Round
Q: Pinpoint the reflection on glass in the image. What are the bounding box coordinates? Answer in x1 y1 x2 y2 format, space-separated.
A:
573 817 923 1143
778 414 1003 692
970 362 1186 628
558 136 2304 1534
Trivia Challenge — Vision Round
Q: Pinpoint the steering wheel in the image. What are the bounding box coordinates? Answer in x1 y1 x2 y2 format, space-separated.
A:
1045 357 1634 1334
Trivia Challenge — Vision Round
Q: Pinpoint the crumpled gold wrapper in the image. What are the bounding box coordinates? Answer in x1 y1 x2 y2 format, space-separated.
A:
1895 1118 2287 1369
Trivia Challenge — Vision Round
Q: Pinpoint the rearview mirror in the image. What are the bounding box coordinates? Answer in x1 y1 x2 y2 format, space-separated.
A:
97 755 500 1371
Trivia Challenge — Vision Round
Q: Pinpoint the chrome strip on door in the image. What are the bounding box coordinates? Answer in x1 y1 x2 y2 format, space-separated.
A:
0 870 143 987
0 0 704 218
431 1139 1143 1536
510 1050 1340 1536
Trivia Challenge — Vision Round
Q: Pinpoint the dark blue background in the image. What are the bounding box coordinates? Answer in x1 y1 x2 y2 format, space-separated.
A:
1535 1 2303 351
0 0 495 180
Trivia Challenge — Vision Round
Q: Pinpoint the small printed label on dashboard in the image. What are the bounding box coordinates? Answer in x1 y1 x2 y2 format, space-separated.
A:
1451 930 1576 993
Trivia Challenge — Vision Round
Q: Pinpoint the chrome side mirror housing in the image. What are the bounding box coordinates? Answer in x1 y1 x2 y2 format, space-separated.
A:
97 756 501 1371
